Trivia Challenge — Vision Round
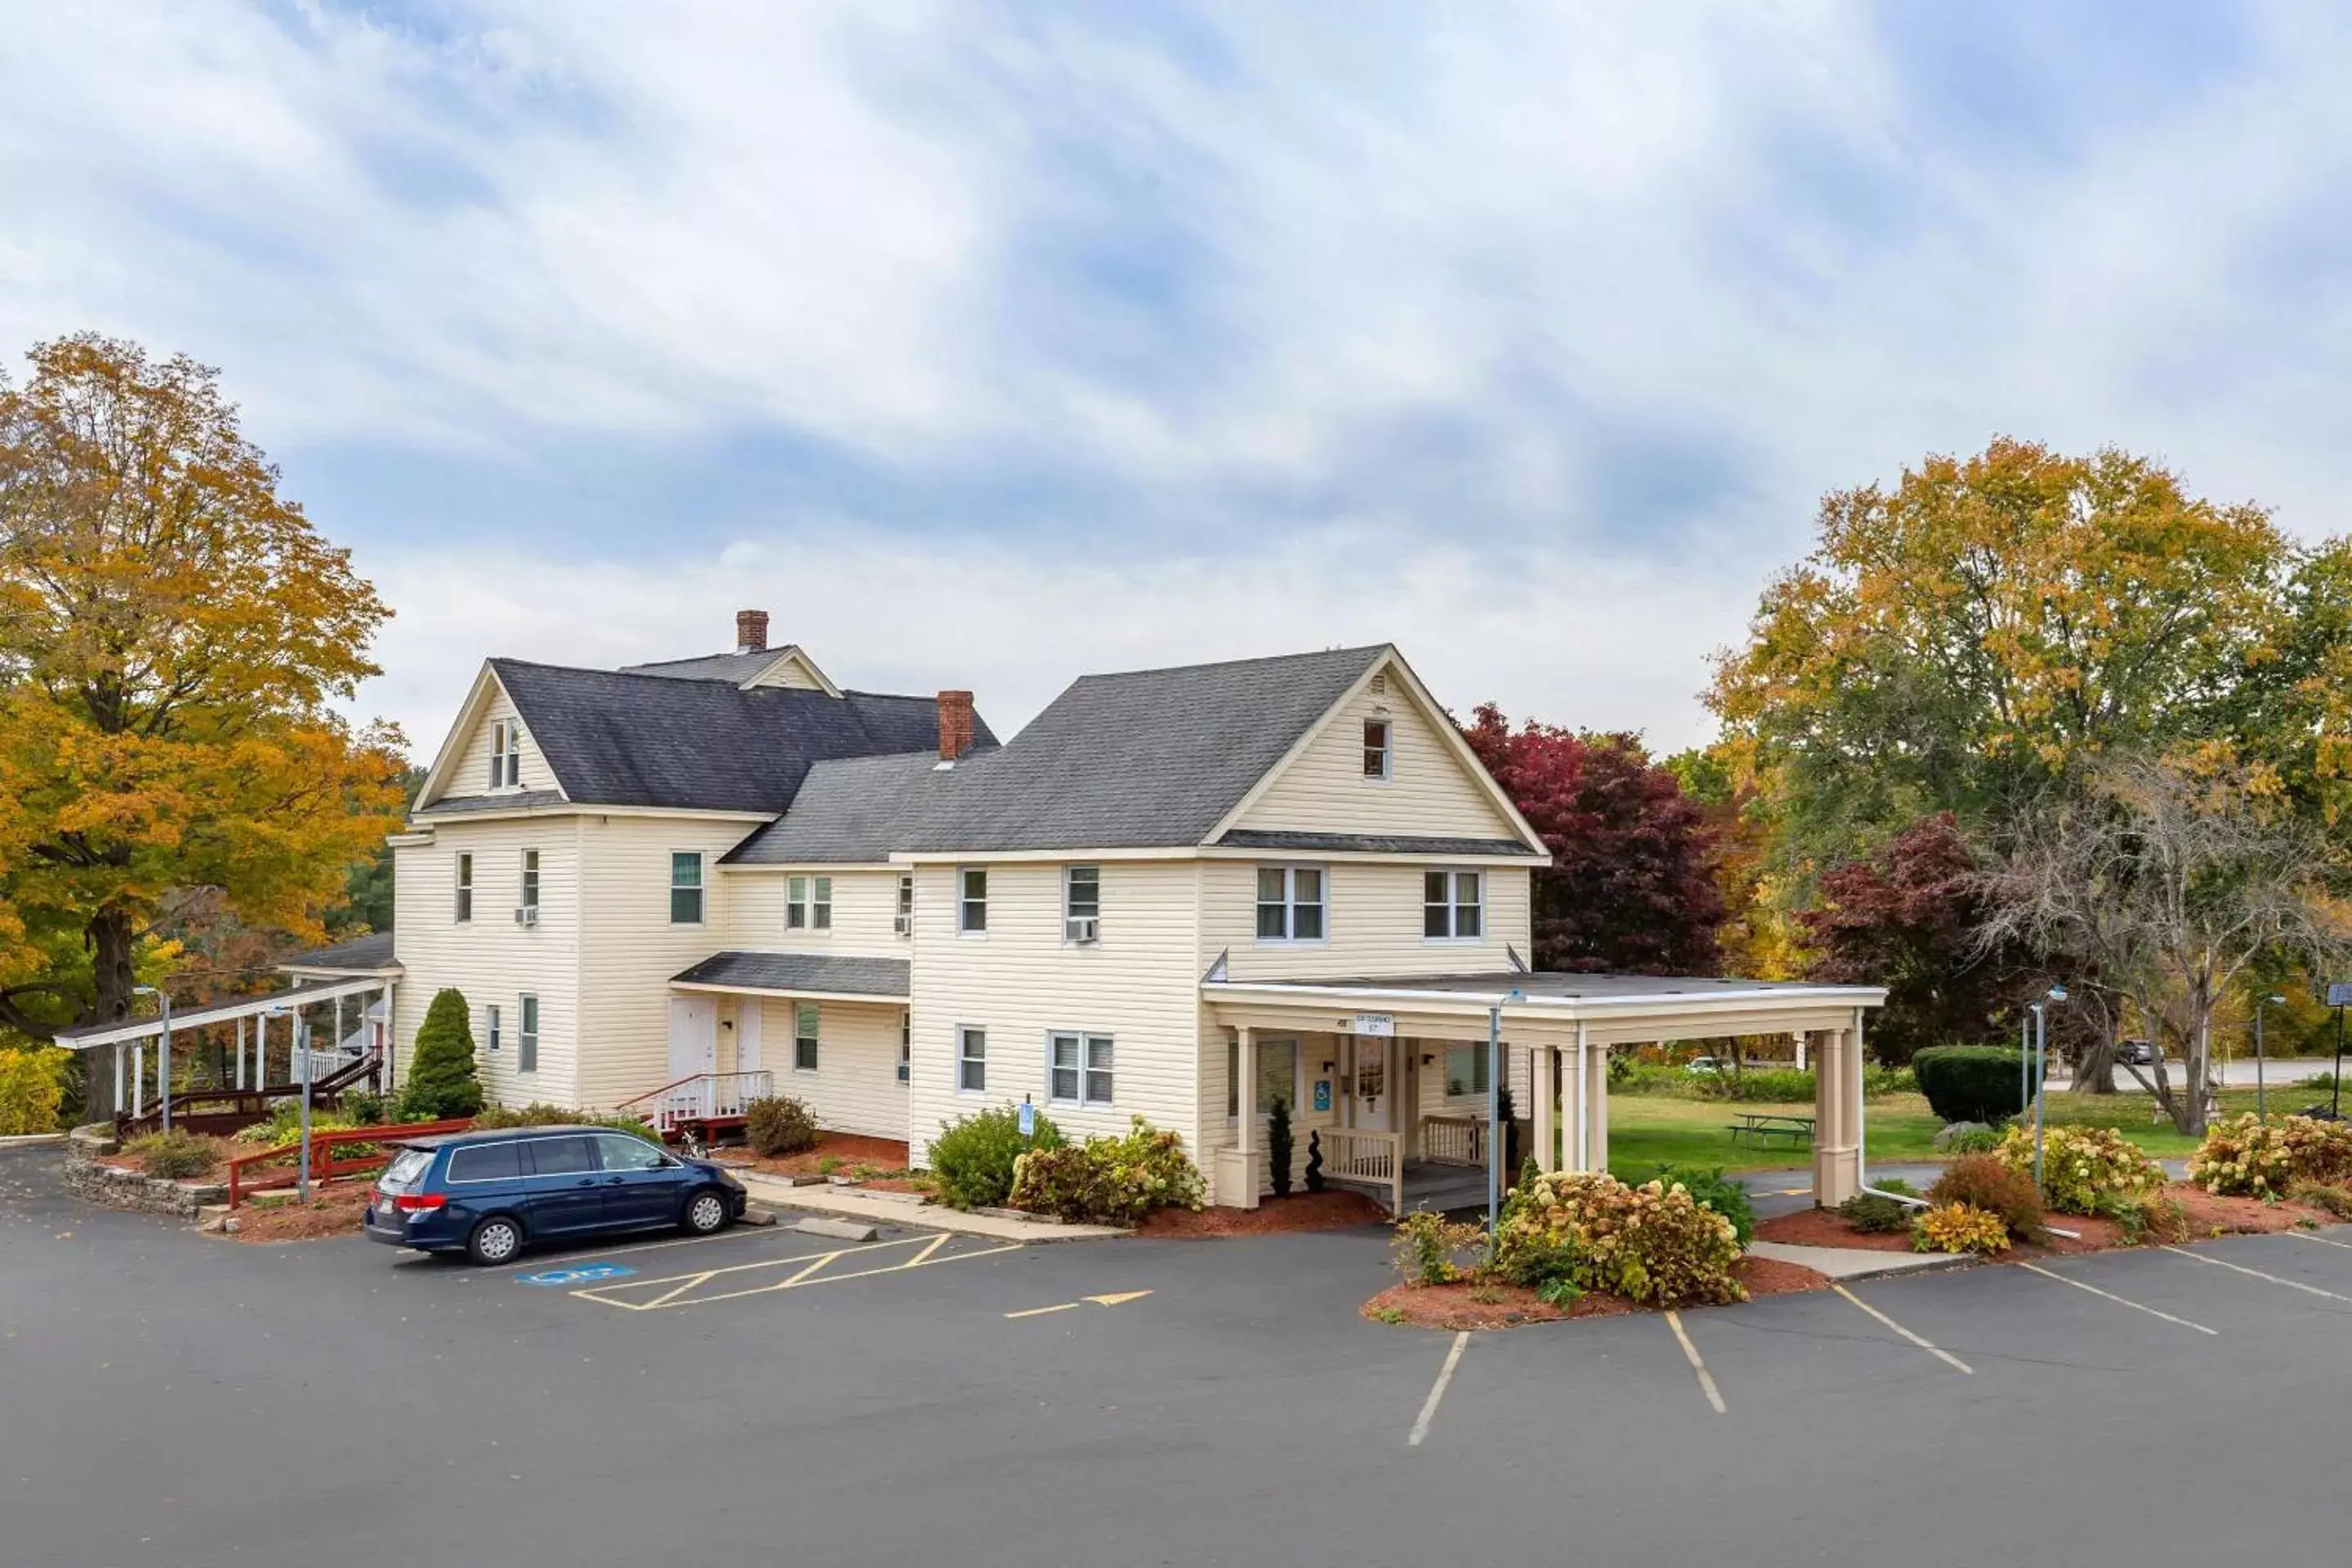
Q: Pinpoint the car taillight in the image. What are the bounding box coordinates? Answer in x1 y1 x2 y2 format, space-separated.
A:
394 1192 447 1211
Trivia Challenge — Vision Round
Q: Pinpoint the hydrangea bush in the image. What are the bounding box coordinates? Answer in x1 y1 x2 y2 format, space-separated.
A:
1997 1124 2165 1215
1007 1116 1205 1223
2189 1114 2352 1196
1493 1170 1745 1307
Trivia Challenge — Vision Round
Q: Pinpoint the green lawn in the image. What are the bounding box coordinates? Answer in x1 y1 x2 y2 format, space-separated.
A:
1604 1087 2285 1179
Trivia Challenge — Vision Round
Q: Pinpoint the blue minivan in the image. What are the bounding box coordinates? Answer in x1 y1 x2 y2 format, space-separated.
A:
365 1125 746 1264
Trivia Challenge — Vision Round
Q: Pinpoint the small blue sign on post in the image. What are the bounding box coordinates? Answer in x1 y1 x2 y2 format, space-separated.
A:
517 1262 637 1288
1312 1079 1332 1113
1018 1098 1036 1138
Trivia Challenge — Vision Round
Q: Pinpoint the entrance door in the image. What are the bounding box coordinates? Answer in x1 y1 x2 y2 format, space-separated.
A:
735 1000 763 1076
668 996 716 1086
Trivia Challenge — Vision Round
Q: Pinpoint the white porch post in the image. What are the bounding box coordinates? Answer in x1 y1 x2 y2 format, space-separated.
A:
113 1044 125 1118
1214 1027 1261 1209
1532 1045 1557 1174
1812 1029 1861 1207
131 1043 145 1119
1583 1041 1610 1174
382 982 398 1094
234 1016 246 1090
1794 1031 1806 1071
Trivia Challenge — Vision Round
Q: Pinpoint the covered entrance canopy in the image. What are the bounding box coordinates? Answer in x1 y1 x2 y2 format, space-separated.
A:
1200 971 1886 1213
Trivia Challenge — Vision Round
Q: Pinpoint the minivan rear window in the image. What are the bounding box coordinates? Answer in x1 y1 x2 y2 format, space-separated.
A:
525 1137 597 1176
446 1142 523 1183
381 1148 433 1189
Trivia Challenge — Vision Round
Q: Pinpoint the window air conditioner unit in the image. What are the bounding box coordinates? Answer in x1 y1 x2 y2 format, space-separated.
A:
893 914 912 937
1066 916 1099 944
514 906 539 928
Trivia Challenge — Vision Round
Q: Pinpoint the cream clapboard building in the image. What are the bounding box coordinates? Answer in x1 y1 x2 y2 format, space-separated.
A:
306 611 1883 1211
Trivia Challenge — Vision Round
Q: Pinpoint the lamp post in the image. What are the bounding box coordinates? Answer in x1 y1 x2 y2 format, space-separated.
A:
132 986 172 1133
2029 987 2068 1195
2256 993 2285 1120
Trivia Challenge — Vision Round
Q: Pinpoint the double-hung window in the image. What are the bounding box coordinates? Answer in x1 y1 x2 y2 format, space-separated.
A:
1063 865 1100 942
898 1010 911 1082
959 868 987 934
786 875 831 932
517 994 538 1072
454 853 474 923
1363 719 1392 780
1254 866 1326 942
520 849 541 915
1423 871 1484 939
488 720 521 789
670 853 704 924
894 874 915 938
957 1027 986 1092
1049 1031 1114 1107
793 1003 819 1072
484 1004 502 1054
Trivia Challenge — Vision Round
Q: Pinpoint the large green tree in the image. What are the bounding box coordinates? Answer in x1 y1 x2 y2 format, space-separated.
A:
0 335 406 1113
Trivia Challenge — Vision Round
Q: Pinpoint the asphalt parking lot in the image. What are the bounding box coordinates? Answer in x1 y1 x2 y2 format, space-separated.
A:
7 1144 2352 1568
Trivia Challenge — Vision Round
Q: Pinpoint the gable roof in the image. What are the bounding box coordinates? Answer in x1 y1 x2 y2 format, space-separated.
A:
728 644 1393 859
473 660 996 816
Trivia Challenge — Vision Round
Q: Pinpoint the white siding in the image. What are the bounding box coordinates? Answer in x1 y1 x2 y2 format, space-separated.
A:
722 866 908 958
1232 673 1517 840
443 682 563 798
742 649 830 690
1205 861 1533 982
906 860 1205 1165
759 997 908 1140
390 818 584 1107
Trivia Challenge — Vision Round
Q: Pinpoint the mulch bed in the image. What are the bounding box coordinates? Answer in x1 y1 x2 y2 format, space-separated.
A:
229 1180 373 1243
1141 1189 1390 1237
711 1134 914 1182
1754 1207 1918 1253
1363 1254 1830 1331
1757 1181 2333 1263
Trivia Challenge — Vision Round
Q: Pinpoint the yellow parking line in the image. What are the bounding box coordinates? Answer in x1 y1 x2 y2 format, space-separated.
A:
641 1271 720 1310
2013 1261 2216 1334
2162 1245 2352 1303
1831 1285 1973 1374
575 1238 1024 1312
1004 1302 1082 1320
601 1234 925 1292
659 1242 1024 1309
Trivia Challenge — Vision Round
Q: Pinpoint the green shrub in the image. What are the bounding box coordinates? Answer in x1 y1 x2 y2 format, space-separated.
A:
1927 1152 2044 1241
2288 1181 2352 1220
0 1046 68 1135
337 1089 391 1125
1912 1046 2038 1125
468 1102 660 1141
2189 1113 2352 1196
1008 1117 1205 1223
1651 1163 1755 1246
1913 1202 2009 1254
929 1105 1062 1209
1934 1120 2000 1154
395 989 482 1120
1838 1193 1915 1233
1494 1170 1744 1307
1997 1123 2164 1215
744 1095 818 1157
234 1104 368 1147
127 1129 221 1180
1615 1063 1913 1105
1392 1210 1489 1285
1267 1095 1294 1199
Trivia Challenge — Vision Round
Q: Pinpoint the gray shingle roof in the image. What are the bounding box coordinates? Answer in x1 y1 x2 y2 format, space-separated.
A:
670 951 911 999
416 788 568 817
618 651 779 683
280 931 401 973
728 644 1390 859
1214 829 1539 858
481 660 996 816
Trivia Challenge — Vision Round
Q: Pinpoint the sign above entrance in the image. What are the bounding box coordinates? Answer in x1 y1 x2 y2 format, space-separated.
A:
1353 1013 1396 1038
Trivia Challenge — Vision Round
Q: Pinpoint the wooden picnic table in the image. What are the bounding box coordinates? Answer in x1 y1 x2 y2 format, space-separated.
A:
1726 1111 1815 1147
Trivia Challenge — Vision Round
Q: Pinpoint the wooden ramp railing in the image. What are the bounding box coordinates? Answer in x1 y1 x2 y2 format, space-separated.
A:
1418 1114 1487 1168
1318 1128 1403 1216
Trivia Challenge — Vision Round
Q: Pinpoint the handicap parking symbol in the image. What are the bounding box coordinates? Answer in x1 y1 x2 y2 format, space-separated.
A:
516 1262 638 1287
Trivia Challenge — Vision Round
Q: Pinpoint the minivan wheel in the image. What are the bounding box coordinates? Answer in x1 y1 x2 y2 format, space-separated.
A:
467 1216 524 1265
682 1190 730 1236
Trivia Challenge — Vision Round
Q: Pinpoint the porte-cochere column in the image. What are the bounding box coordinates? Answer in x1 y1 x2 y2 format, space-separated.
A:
1811 1027 1863 1206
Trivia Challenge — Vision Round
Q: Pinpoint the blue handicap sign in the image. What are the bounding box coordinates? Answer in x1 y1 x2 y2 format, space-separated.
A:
517 1262 637 1288
1312 1079 1332 1113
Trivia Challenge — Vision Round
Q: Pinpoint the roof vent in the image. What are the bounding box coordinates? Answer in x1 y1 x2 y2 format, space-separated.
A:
1368 671 1388 696
735 609 769 654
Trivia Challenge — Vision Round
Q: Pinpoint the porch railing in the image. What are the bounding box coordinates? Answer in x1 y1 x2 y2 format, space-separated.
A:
1318 1127 1403 1216
1419 1114 1487 1168
618 1071 773 1135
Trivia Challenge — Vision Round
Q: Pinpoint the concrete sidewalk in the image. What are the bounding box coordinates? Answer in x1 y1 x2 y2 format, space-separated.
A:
1748 1238 1966 1281
735 1169 1128 1243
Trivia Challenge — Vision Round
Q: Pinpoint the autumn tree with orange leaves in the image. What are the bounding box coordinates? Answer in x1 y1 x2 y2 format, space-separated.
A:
0 335 406 1114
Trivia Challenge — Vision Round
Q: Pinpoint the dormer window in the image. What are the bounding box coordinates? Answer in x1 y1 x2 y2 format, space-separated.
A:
1363 719 1392 780
488 720 522 789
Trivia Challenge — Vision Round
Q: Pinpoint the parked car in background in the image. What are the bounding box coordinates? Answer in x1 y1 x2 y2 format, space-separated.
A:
364 1125 746 1263
2118 1040 2157 1066
1686 1055 1727 1076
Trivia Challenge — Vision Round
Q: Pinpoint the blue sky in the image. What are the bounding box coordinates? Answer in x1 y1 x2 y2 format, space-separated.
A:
3 2 2347 757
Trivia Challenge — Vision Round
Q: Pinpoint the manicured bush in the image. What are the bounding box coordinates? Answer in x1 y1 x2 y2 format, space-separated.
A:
1267 1095 1294 1199
1913 1202 2009 1254
1008 1117 1205 1224
127 1129 221 1180
396 989 482 1120
1997 1124 2164 1215
337 1089 391 1125
2189 1113 2352 1196
1912 1046 2038 1125
1493 1170 1745 1307
1838 1193 1915 1234
1934 1120 2000 1154
1651 1163 1756 1246
468 1102 660 1141
0 1046 68 1135
1615 1063 1914 1104
929 1104 1063 1210
744 1095 819 1157
1927 1152 2044 1242
1392 1210 1489 1285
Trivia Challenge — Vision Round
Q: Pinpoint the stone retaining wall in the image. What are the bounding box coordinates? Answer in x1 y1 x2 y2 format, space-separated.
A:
63 1125 226 1218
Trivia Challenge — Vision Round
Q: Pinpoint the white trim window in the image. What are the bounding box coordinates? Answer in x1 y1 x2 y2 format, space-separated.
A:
484 1003 501 1054
517 994 539 1072
1049 1031 1114 1107
957 1026 986 1092
793 1002 819 1072
1443 1043 1490 1098
454 853 474 924
520 849 541 915
894 874 915 938
786 875 832 932
1363 719 1392 780
898 1009 911 1082
1423 870 1484 940
1255 866 1326 942
1063 865 1100 942
488 719 522 790
670 852 705 924
959 867 987 935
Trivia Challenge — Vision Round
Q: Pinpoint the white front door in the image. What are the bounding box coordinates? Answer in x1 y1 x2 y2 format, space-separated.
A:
668 996 716 1084
736 999 763 1076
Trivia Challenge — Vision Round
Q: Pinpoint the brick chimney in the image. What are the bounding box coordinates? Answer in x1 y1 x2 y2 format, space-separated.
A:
735 609 769 654
937 690 975 762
